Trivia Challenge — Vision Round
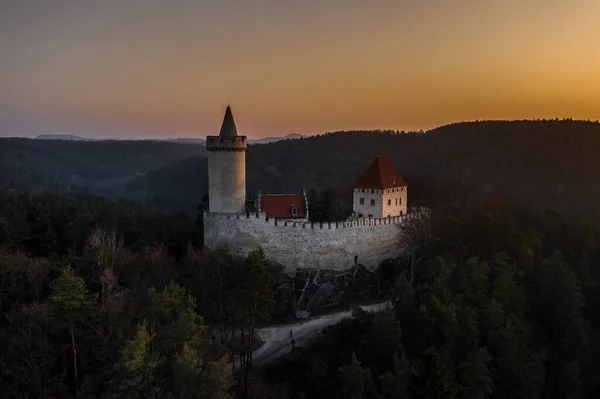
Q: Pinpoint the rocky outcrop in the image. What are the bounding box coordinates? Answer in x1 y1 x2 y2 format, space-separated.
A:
269 258 399 317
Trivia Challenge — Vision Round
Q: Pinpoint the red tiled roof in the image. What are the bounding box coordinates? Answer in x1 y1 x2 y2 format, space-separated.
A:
260 194 305 218
354 156 407 189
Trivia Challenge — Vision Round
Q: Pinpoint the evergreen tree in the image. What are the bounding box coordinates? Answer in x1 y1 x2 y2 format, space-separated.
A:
49 265 89 397
337 353 367 399
106 321 163 399
457 348 493 399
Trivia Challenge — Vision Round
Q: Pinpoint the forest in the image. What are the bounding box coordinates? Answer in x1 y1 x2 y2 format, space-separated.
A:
1 189 600 397
2 120 600 397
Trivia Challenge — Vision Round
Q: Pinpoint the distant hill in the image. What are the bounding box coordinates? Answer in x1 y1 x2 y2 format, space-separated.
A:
125 119 600 220
249 133 306 144
35 134 89 141
0 138 204 196
158 133 306 145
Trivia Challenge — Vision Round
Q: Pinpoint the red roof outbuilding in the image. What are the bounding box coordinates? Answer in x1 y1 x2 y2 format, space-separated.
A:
354 156 407 189
260 194 306 219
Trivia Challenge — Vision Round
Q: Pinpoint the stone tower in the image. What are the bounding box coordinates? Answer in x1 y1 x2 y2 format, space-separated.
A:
206 106 247 214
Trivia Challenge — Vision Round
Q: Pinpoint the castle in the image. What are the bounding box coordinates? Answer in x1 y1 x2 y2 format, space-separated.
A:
203 106 418 273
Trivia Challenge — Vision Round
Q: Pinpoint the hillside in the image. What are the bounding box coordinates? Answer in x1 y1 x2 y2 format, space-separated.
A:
126 119 600 219
0 138 204 196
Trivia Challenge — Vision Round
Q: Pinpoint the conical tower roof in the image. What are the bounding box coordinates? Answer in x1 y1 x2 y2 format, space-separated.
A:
354 156 407 189
219 105 238 137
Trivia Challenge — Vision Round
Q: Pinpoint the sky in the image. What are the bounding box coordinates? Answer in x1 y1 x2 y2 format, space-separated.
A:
1 0 599 139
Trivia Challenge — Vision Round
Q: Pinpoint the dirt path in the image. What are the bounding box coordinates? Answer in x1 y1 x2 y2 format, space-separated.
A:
252 301 391 367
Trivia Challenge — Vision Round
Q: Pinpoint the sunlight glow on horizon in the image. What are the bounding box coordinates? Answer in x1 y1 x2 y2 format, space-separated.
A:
1 0 600 139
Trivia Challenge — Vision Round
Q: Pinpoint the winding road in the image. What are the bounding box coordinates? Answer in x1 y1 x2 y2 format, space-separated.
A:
252 301 392 367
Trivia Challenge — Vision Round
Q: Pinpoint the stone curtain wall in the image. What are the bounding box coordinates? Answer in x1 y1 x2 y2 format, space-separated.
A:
204 211 419 273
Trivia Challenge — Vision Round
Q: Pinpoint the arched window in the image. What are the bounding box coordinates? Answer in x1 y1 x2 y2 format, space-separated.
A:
291 204 298 217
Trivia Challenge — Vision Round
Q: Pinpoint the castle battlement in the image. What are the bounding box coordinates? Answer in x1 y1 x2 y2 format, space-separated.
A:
204 210 420 230
203 208 428 273
203 105 422 273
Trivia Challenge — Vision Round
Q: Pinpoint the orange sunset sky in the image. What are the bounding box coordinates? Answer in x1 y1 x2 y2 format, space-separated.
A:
1 0 599 139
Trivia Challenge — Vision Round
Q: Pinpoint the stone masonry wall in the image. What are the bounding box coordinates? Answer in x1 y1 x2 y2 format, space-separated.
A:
203 211 420 274
353 187 407 218
352 188 384 218
382 187 407 217
207 150 246 214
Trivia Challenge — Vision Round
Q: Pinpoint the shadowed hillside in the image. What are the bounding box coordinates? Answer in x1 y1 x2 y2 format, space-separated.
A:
0 138 205 196
126 119 600 220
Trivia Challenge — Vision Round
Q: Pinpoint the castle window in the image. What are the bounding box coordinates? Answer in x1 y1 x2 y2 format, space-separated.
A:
359 198 364 205
396 199 398 206
399 198 402 204
361 189 365 193
370 199 375 206
371 189 375 194
368 214 373 218
358 213 363 217
291 204 298 217
392 179 396 184
387 199 391 205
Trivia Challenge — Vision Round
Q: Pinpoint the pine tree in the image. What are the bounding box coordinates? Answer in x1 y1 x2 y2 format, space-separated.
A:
457 348 493 399
337 353 367 399
49 265 88 398
107 321 163 399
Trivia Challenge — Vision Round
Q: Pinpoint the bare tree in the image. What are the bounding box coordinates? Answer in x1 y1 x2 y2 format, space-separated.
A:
87 227 123 306
397 208 432 284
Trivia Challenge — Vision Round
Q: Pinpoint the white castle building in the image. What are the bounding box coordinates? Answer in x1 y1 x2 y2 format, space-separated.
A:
203 106 417 272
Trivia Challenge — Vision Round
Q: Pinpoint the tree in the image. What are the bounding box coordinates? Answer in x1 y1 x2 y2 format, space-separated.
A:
397 209 431 284
411 347 457 399
145 281 206 361
107 321 163 399
337 353 367 399
457 348 493 399
237 248 274 397
380 354 411 398
49 265 89 398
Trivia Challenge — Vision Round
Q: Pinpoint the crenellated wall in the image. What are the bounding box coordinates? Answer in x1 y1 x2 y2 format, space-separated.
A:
203 210 424 273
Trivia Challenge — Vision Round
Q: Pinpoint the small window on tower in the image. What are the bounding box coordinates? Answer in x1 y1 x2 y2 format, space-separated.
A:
370 199 375 206
361 189 365 193
291 204 298 217
359 198 364 205
371 189 375 194
399 198 402 204
388 199 391 205
396 199 398 206
392 179 396 185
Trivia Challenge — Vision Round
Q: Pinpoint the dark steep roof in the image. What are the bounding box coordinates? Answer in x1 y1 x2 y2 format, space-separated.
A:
260 194 306 219
354 156 407 189
219 106 238 137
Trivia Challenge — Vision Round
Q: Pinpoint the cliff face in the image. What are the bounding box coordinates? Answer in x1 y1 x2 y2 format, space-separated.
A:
269 259 398 318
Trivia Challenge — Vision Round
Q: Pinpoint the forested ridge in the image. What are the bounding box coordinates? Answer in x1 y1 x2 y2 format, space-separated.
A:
5 119 600 220
127 119 600 220
0 138 203 196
